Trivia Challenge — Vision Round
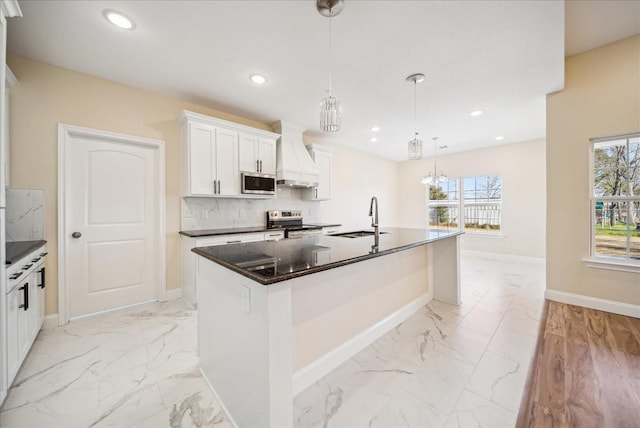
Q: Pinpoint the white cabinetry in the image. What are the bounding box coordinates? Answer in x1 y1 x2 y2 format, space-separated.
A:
179 110 280 198
322 225 340 235
181 232 270 307
182 121 239 197
303 144 333 201
239 134 276 175
5 245 46 388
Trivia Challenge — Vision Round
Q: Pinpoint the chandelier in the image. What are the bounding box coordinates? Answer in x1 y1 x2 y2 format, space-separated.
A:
406 73 425 160
422 137 448 184
317 0 344 132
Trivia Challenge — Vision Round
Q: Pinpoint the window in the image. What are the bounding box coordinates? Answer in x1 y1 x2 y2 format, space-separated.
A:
591 133 640 262
428 179 459 231
463 176 502 233
427 175 502 234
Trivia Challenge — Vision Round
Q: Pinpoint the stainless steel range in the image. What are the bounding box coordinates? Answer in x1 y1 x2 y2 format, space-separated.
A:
266 210 323 238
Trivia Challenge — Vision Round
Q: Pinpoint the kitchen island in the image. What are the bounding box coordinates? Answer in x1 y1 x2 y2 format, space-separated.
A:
193 228 462 427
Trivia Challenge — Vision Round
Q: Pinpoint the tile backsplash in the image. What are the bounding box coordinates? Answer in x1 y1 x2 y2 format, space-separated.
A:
6 188 45 242
181 187 324 230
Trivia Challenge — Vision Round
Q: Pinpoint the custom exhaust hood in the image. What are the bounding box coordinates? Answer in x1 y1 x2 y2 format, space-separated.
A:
273 121 319 188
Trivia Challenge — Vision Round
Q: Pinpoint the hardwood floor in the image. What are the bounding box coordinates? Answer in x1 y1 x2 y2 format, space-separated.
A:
517 301 640 428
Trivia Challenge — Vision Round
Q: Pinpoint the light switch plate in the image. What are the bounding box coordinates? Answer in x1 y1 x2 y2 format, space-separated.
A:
241 286 251 314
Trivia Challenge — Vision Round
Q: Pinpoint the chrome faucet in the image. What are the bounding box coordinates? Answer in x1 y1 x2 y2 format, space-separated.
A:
369 196 379 249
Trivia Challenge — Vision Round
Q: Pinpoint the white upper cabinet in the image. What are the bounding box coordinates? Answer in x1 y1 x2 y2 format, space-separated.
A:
303 144 333 201
215 128 240 196
239 133 276 175
183 121 239 197
180 110 279 198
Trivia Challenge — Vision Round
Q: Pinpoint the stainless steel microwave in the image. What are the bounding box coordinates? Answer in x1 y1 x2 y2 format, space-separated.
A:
241 173 276 195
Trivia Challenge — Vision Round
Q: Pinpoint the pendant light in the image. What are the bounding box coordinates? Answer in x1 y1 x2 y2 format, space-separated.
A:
317 0 344 132
422 137 448 184
406 73 425 160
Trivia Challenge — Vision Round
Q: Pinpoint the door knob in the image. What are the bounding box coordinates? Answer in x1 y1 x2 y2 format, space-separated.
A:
72 232 82 239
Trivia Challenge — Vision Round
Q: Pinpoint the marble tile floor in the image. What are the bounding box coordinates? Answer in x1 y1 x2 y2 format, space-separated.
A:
294 253 546 428
0 252 545 427
0 299 234 428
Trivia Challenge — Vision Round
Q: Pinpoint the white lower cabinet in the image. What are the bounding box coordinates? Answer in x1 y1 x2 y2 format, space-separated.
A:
4 246 47 388
6 283 21 384
181 233 267 308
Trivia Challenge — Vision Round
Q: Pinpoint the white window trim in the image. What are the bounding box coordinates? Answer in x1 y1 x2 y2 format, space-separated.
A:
589 133 640 268
582 257 640 273
426 176 503 236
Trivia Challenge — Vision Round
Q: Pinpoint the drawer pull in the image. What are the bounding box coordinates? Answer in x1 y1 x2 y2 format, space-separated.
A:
9 272 23 280
226 240 242 244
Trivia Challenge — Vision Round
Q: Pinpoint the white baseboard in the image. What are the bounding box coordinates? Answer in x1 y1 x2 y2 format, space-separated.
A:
292 292 431 396
545 289 640 319
165 288 182 301
461 250 545 265
42 314 59 330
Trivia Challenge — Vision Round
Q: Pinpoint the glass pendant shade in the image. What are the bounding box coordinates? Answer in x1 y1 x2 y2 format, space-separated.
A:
422 173 434 185
408 135 423 160
318 0 343 132
320 95 341 132
406 73 425 160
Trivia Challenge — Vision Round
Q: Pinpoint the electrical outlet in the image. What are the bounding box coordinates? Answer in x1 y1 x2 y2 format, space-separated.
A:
239 209 246 218
201 210 209 219
241 286 251 314
183 206 194 218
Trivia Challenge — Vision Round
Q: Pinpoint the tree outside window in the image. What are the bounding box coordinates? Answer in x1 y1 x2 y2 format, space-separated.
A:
592 134 640 261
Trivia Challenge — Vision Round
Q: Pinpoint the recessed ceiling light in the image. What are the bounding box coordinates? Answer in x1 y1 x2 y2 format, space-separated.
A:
371 126 380 132
495 135 505 141
370 137 378 142
249 74 267 85
470 110 483 117
104 10 135 30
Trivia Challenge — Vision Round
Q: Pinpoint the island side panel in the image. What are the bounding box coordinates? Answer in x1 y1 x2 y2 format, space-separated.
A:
291 244 431 374
197 256 293 427
430 234 461 305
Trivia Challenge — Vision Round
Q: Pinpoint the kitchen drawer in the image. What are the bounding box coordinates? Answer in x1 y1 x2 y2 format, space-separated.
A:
264 231 285 241
195 232 265 247
323 226 341 235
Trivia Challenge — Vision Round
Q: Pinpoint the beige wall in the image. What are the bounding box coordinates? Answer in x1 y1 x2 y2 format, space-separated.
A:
7 54 402 317
546 35 640 306
6 54 274 316
398 139 547 259
307 140 401 231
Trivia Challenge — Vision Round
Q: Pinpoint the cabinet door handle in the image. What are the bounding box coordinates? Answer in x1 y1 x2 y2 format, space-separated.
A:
19 284 29 311
315 188 318 199
268 233 280 237
226 240 241 244
10 271 23 280
39 267 46 289
256 159 260 172
218 180 221 194
259 160 263 172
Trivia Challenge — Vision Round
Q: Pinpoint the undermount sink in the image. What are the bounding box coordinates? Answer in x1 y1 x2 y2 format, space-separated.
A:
331 230 390 238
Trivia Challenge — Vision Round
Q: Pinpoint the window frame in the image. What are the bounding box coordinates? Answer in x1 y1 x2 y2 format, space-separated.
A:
587 132 640 272
426 175 503 235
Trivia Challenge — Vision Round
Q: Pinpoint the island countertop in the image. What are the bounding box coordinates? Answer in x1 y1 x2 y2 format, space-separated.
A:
192 227 462 285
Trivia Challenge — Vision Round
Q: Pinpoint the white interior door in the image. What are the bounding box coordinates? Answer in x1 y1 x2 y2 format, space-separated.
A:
63 130 161 319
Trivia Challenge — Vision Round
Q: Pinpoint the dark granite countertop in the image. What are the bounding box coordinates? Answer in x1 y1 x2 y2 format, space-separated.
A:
179 227 270 238
6 240 47 265
180 223 343 238
192 228 462 285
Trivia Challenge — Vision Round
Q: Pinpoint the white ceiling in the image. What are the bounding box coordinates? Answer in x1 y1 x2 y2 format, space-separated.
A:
6 1 639 161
